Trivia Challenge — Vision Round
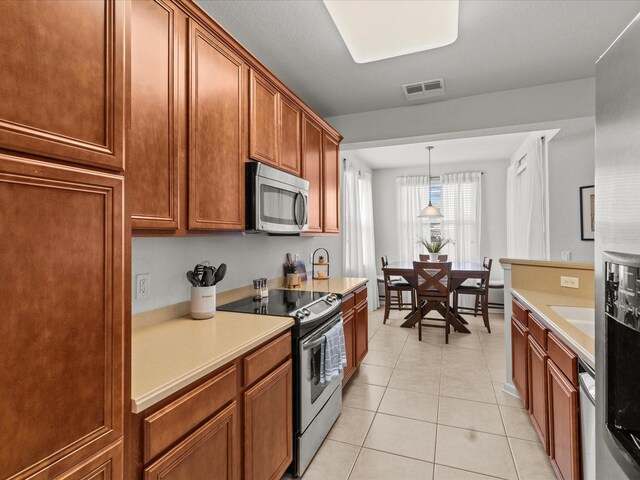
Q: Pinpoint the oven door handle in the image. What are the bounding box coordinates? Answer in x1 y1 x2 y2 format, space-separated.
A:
303 335 326 351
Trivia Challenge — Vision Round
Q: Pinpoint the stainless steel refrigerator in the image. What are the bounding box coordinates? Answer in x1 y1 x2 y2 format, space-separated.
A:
596 11 640 479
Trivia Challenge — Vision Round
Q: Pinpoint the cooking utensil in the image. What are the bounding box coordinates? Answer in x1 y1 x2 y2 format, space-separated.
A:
202 267 214 287
186 270 200 287
213 263 227 285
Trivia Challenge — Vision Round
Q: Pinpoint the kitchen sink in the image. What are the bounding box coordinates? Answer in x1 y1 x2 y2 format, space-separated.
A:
549 306 595 338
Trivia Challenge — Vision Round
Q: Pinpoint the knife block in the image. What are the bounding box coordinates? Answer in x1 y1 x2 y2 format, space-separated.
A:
190 286 216 319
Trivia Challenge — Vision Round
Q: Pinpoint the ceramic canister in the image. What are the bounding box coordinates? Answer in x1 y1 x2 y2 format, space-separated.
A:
190 286 216 319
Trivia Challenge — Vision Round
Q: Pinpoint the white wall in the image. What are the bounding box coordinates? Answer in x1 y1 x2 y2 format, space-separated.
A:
371 159 509 280
547 119 595 262
132 234 342 315
327 78 595 146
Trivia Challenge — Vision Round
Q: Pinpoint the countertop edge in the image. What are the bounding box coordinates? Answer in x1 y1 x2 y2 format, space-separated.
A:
511 288 595 368
131 318 294 413
500 258 594 270
280 277 368 296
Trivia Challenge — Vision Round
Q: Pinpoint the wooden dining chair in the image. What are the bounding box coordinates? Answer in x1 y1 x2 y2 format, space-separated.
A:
454 257 492 333
413 261 453 343
377 256 388 304
419 254 448 262
382 259 415 323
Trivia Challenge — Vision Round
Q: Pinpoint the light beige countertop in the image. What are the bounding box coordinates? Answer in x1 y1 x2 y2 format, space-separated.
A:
282 277 368 296
131 311 293 413
512 288 595 368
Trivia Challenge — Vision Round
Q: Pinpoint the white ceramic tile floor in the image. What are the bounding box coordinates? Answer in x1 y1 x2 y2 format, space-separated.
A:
287 307 555 480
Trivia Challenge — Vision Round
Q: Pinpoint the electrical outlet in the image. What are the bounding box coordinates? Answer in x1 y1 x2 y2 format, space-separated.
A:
136 273 151 299
560 276 579 289
561 251 571 261
295 253 300 261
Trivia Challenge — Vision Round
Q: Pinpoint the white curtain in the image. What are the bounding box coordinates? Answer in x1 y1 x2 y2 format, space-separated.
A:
395 175 431 261
343 160 379 310
506 136 548 259
440 172 482 263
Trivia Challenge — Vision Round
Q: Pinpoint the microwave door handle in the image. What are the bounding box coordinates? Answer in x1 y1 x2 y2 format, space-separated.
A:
302 192 308 227
293 192 301 227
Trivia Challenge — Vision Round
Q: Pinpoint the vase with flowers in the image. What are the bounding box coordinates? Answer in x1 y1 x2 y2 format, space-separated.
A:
284 262 300 287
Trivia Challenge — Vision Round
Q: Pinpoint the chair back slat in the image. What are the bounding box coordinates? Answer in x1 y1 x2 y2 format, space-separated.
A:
381 256 389 268
413 261 451 297
480 258 493 289
418 254 448 262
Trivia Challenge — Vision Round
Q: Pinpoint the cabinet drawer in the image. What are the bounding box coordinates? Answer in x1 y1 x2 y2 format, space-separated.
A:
512 299 528 326
548 332 578 387
341 292 355 313
528 313 548 349
355 286 368 306
244 331 291 387
144 365 236 463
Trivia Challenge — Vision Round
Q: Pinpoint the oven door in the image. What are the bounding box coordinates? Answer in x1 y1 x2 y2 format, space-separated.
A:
256 175 308 234
299 315 343 433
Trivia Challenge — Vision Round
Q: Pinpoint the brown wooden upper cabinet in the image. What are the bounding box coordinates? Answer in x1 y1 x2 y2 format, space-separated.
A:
302 115 324 233
301 115 341 235
249 70 301 176
323 132 340 234
129 0 184 230
0 0 126 171
188 20 246 231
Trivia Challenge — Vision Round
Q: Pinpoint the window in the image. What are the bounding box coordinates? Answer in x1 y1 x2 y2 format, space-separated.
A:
420 178 441 241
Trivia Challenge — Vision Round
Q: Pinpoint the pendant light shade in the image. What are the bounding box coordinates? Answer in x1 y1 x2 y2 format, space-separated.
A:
418 146 443 218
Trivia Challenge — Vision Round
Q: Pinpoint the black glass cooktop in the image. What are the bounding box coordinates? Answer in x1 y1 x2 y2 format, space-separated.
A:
218 290 329 317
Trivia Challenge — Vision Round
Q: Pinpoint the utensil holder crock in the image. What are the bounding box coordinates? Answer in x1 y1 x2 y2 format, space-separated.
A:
191 286 216 319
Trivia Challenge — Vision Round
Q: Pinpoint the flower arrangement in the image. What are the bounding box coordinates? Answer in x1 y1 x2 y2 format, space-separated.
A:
417 235 454 253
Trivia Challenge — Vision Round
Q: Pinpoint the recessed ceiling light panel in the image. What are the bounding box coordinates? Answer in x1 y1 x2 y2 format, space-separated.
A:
323 0 459 64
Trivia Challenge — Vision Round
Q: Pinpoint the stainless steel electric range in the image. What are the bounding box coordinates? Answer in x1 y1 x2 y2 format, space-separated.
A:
218 289 343 477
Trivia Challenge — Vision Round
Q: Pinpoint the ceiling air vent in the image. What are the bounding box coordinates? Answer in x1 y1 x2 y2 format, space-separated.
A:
402 78 445 101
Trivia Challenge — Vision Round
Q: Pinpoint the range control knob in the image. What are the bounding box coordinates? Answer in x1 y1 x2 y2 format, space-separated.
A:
302 308 311 316
294 311 305 320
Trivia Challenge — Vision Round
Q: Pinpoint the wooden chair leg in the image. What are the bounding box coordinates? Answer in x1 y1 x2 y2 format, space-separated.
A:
384 287 390 323
397 290 402 310
444 299 450 344
483 292 491 333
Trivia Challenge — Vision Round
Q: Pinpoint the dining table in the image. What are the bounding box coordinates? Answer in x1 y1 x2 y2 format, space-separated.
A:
383 261 489 333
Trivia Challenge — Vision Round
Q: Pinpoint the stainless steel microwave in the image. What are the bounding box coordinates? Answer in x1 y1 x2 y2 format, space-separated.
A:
246 162 309 234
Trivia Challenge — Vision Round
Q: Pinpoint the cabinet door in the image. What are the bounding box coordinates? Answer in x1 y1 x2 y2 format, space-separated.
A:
528 337 549 451
343 310 356 384
511 317 529 409
302 115 323 233
249 70 279 166
145 403 238 480
548 361 580 480
279 96 301 175
244 360 293 480
0 0 125 171
355 300 369 365
189 21 246 230
58 440 124 480
129 0 183 229
0 155 124 479
322 132 340 234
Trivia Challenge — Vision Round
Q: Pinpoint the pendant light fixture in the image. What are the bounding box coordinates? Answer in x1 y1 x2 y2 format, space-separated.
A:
418 146 443 218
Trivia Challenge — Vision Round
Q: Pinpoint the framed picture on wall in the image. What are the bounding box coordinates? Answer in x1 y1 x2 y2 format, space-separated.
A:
580 185 595 241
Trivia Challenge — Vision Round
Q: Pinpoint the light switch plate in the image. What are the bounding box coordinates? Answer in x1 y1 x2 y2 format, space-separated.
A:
561 251 571 261
560 276 579 289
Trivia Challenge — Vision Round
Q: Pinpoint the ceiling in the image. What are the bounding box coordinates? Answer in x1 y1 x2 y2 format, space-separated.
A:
350 132 541 170
197 0 640 117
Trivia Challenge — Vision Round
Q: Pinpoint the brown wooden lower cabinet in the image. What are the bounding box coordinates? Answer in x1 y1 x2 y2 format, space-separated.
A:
341 285 369 386
548 360 580 480
511 316 529 409
355 295 369 364
342 309 356 384
528 336 549 451
132 330 292 480
244 360 293 480
145 403 238 480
